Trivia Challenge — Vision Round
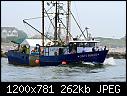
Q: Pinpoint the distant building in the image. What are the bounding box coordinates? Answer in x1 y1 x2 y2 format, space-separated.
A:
1 27 18 39
1 27 28 43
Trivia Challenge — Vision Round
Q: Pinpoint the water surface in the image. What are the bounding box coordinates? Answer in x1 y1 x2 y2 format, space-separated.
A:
1 57 126 82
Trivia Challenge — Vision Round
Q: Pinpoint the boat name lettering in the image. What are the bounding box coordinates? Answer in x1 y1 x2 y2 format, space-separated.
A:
78 53 99 58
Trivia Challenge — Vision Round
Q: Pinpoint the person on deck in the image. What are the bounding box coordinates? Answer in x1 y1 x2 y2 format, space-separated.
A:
22 45 27 53
15 44 20 51
104 46 106 50
92 47 95 52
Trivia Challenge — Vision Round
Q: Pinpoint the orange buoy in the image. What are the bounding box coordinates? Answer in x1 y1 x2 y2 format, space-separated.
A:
35 59 40 64
62 61 67 65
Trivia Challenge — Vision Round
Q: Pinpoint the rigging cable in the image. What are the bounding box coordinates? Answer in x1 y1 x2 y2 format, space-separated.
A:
23 20 52 41
24 17 42 21
70 10 86 39
60 8 73 39
44 8 55 29
74 2 83 38
79 29 86 38
62 4 86 39
44 4 65 44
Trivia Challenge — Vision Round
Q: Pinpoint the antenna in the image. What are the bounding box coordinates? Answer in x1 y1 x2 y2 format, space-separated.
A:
42 1 44 47
85 27 89 39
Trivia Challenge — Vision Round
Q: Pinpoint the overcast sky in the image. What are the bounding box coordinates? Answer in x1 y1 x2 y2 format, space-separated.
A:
1 1 126 39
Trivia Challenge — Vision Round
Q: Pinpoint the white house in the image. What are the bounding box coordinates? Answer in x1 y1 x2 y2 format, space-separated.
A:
1 27 19 39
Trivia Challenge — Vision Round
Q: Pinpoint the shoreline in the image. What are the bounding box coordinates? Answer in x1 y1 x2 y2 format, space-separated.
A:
107 52 126 59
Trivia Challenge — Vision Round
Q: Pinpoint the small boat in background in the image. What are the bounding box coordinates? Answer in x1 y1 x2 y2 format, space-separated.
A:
7 1 108 66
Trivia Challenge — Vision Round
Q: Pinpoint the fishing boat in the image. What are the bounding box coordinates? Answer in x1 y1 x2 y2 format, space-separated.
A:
7 1 108 66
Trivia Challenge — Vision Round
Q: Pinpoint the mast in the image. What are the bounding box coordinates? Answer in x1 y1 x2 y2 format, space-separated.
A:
66 1 71 44
42 1 44 46
54 1 58 43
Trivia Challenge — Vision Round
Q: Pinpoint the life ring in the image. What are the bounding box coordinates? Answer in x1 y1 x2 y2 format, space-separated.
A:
62 61 67 65
35 59 40 64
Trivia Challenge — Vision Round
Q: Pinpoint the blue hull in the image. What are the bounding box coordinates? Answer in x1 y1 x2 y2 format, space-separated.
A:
7 50 29 65
7 50 108 66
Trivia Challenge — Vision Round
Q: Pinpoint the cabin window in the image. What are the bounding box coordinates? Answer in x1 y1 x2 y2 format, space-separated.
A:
89 43 95 47
77 43 84 47
84 42 95 47
69 42 77 53
85 43 89 47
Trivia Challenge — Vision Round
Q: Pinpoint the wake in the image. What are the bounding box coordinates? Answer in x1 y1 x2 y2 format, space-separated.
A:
103 57 116 65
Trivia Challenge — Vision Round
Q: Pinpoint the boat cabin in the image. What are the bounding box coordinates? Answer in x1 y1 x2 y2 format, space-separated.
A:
18 39 101 56
41 40 101 56
19 39 54 55
68 40 100 53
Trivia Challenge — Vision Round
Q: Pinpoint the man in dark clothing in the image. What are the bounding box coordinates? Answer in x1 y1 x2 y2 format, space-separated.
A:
104 46 106 50
22 45 27 53
92 47 95 52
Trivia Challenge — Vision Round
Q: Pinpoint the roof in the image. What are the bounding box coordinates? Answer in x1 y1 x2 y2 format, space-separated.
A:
21 39 53 47
69 40 100 43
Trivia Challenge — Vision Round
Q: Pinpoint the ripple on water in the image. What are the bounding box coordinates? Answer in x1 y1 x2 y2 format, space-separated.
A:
1 58 126 82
